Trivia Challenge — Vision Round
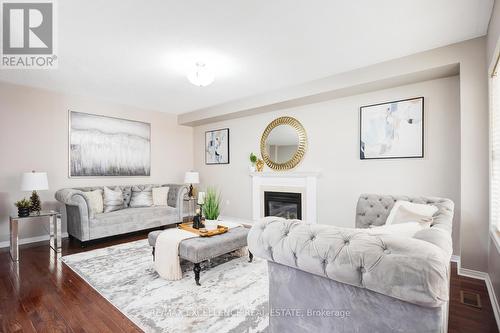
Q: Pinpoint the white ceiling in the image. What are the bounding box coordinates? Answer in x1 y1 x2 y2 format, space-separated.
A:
0 0 494 115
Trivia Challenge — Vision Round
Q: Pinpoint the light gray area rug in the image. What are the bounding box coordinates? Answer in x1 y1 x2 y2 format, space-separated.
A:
61 239 269 333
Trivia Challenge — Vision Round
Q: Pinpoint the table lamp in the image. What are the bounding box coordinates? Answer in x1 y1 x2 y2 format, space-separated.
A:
21 171 48 215
184 171 199 198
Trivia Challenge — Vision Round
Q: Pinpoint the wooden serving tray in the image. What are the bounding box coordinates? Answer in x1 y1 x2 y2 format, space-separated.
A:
178 222 228 237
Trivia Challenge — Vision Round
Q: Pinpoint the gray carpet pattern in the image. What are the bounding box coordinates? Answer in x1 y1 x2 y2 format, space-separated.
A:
61 239 269 333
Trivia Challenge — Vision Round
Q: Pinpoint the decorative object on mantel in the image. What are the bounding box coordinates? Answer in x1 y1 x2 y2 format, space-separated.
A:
69 111 151 177
203 188 221 231
256 158 264 172
184 171 200 198
205 128 230 164
14 198 31 217
249 152 257 172
360 97 424 160
21 171 48 215
260 116 307 171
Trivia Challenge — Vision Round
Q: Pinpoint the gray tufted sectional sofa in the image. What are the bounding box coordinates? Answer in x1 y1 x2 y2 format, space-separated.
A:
55 184 187 242
248 194 454 333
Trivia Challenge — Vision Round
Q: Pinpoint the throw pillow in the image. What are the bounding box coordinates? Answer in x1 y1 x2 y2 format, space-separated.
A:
152 186 170 206
366 221 431 238
385 200 438 225
103 186 125 213
83 189 104 215
121 186 132 207
130 185 153 207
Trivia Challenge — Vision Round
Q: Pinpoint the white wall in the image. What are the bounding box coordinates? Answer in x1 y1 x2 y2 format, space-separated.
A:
0 81 193 245
194 76 461 254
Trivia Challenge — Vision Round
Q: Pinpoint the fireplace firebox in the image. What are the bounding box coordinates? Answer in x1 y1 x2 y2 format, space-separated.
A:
264 191 302 220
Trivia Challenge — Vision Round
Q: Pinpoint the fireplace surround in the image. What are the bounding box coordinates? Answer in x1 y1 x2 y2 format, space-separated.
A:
250 171 319 223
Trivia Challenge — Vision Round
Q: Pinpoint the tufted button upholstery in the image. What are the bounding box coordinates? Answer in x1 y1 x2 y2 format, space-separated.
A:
248 194 455 308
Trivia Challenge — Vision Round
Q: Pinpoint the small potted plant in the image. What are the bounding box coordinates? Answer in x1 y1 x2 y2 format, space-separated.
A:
249 153 257 172
15 198 31 217
203 187 221 231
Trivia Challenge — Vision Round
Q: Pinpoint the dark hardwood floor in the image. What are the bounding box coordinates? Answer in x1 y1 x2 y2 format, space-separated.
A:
0 232 498 333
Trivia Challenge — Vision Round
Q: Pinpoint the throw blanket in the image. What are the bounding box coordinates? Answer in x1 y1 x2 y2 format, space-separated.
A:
154 221 243 280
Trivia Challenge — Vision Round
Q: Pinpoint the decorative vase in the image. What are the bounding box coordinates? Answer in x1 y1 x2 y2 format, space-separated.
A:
249 165 256 172
204 219 219 231
18 207 30 217
256 159 264 172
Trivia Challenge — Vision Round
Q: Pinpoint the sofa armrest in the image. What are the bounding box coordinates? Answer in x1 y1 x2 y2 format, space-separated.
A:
164 184 188 221
55 189 91 241
248 217 451 308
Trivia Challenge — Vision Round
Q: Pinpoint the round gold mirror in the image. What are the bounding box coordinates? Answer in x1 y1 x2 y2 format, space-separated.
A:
260 116 307 170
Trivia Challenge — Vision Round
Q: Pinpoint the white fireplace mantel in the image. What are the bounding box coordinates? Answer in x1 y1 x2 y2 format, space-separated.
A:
250 171 320 178
250 171 320 223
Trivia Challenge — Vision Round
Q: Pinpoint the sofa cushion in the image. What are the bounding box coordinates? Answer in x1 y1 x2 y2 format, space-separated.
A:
89 206 179 240
103 186 124 212
130 185 153 207
91 206 177 227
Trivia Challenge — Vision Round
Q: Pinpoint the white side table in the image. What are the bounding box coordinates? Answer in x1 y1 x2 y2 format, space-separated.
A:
9 210 61 262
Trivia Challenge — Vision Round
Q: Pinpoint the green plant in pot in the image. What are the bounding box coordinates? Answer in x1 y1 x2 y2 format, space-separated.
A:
249 152 257 172
15 198 32 217
203 187 221 231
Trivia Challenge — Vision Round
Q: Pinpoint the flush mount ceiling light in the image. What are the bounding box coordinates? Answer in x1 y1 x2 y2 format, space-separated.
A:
187 62 215 87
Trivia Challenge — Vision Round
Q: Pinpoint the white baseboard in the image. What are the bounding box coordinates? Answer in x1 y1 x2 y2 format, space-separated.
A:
454 256 500 331
0 233 69 249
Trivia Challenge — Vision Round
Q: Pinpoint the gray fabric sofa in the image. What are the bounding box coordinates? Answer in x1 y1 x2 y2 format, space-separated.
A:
55 184 187 242
248 194 454 333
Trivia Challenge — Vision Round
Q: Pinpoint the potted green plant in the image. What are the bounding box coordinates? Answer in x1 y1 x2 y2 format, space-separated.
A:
203 187 221 230
15 198 31 217
249 152 257 172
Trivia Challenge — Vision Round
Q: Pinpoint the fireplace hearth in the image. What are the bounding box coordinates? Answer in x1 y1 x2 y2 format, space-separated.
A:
264 191 302 220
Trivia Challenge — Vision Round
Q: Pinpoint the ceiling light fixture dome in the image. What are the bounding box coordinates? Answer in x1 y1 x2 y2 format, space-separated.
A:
187 62 215 87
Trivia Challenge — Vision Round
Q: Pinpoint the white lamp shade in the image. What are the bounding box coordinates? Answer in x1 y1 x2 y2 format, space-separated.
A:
21 172 48 191
184 171 199 184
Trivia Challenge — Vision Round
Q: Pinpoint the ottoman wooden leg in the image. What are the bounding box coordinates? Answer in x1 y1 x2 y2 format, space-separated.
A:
249 251 254 263
194 263 201 286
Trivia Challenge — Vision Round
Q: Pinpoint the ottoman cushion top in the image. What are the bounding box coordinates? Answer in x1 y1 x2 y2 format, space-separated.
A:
148 227 249 263
148 230 162 246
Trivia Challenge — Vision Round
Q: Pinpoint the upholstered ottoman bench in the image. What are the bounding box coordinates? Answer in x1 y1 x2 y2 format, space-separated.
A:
148 227 252 285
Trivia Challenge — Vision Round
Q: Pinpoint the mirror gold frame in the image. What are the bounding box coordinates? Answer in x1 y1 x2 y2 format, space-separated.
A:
260 116 307 171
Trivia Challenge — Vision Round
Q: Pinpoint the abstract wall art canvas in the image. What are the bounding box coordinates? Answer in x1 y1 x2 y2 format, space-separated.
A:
69 111 151 177
360 97 424 160
205 128 230 164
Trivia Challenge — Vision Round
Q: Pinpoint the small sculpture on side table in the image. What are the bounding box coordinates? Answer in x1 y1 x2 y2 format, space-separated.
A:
192 208 205 229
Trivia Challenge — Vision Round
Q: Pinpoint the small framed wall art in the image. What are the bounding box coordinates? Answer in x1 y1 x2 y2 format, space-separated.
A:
205 128 230 164
360 97 424 160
